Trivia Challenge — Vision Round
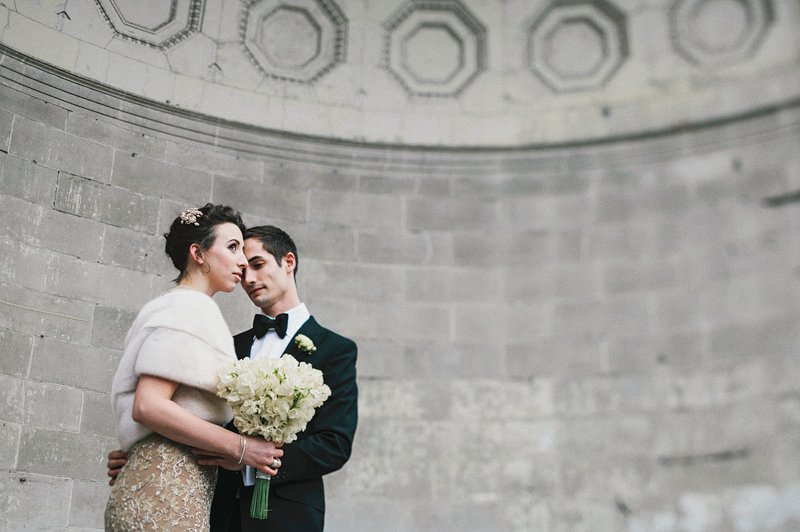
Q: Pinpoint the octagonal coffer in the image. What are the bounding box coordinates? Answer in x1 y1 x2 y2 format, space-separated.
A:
527 0 629 92
384 0 487 97
241 0 347 83
94 0 205 49
670 0 773 66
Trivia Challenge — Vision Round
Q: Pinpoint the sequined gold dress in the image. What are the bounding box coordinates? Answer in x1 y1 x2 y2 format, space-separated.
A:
105 433 217 531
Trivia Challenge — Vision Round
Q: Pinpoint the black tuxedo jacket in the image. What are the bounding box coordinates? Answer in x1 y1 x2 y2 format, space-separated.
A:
210 316 358 532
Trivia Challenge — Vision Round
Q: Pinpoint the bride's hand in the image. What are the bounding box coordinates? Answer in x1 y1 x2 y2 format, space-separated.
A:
241 436 284 476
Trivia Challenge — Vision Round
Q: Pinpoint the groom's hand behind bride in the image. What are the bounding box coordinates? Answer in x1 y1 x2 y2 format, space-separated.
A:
191 447 244 471
106 449 128 486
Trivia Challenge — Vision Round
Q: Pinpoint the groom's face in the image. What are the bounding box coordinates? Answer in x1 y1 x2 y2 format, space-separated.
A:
242 238 294 314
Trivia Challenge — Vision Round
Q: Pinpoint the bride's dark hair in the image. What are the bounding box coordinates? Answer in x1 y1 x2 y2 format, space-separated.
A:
164 203 245 282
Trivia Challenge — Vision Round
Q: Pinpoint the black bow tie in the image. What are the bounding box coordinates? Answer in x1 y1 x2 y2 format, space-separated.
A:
253 313 288 339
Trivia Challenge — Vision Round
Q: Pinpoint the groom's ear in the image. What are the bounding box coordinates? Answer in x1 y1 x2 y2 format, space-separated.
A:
283 252 296 275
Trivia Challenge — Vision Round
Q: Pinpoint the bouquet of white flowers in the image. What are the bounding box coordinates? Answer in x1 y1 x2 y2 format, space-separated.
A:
217 354 331 519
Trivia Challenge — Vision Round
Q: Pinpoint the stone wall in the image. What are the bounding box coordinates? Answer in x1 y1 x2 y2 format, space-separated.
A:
2 23 800 532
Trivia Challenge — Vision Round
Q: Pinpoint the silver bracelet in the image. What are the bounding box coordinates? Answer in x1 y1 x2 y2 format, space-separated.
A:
237 435 247 465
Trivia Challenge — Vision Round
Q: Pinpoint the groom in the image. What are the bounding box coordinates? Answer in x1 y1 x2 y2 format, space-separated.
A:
107 225 358 532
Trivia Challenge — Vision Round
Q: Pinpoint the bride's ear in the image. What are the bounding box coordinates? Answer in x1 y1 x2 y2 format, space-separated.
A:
188 243 204 265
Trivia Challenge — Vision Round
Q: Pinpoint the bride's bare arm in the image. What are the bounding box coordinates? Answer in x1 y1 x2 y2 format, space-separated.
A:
132 375 282 475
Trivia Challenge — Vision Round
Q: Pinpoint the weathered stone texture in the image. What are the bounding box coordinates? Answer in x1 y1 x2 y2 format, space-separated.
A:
9 116 113 183
55 172 160 234
1 32 799 531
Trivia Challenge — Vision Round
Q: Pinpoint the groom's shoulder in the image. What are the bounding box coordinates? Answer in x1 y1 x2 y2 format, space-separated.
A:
309 317 356 351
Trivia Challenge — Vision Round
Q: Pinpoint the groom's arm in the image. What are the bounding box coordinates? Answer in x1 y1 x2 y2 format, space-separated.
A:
272 339 358 484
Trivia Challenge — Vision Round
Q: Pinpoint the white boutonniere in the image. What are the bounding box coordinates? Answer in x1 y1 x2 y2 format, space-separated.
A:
294 334 316 355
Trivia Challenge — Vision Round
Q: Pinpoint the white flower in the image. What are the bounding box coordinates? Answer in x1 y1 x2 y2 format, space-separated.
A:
217 355 330 443
294 334 316 355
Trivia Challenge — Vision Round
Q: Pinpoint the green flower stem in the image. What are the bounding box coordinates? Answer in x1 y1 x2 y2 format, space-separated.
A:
250 472 271 519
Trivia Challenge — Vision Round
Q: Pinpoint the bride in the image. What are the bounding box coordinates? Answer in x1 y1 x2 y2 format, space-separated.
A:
105 204 283 531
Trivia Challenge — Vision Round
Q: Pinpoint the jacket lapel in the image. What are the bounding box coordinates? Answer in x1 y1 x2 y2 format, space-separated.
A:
283 316 325 366
234 329 254 360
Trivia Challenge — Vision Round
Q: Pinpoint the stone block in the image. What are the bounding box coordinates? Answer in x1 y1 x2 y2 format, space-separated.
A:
402 340 461 378
652 290 703 332
654 403 776 458
0 84 68 129
23 381 82 431
452 379 554 421
308 189 403 229
654 360 767 410
55 172 159 233
405 267 501 303
0 471 71 527
369 302 450 341
710 316 798 362
586 224 648 260
303 260 404 303
29 337 120 393
594 190 635 224
454 301 550 341
0 193 105 260
358 378 452 421
0 108 12 151
0 327 33 377
112 152 212 205
0 235 53 293
343 420 437 498
42 251 154 309
99 223 152 271
501 265 558 303
407 197 495 231
90 305 137 350
0 420 20 469
0 374 24 423
17 427 114 481
607 332 705 375
263 163 358 192
0 151 58 205
164 139 263 180
9 116 113 183
65 112 166 159
143 232 174 276
212 175 307 223
350 336 405 379
69 480 109 528
0 282 93 343
358 174 415 194
80 390 115 437
356 230 428 265
496 195 556 230
601 259 677 295
553 376 657 416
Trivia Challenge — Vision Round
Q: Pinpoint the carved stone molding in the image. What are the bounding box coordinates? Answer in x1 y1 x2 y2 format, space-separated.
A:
94 0 205 50
240 0 347 83
527 0 628 92
384 0 487 97
670 0 773 66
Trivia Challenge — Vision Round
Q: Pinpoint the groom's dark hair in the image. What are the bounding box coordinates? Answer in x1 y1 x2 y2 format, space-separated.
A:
244 225 299 278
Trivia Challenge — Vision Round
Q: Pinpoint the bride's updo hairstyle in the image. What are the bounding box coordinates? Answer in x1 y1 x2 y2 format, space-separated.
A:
164 203 246 282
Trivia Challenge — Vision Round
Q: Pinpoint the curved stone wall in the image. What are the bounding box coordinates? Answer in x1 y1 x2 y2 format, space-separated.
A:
1 40 800 530
1 0 799 146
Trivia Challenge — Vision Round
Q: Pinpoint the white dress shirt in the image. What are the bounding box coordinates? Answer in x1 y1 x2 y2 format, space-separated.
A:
244 303 310 486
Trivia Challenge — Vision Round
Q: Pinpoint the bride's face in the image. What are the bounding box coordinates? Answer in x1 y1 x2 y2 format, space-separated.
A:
200 223 247 294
